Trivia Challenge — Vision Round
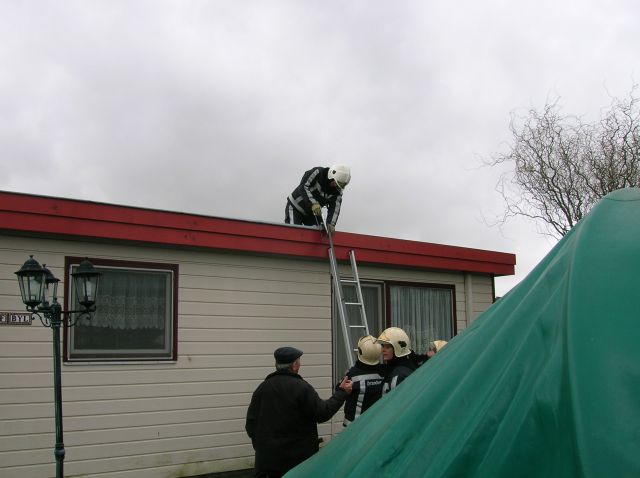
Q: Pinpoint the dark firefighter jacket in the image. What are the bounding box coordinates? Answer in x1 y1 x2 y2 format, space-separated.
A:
245 370 348 474
287 166 343 226
341 361 385 426
381 355 418 395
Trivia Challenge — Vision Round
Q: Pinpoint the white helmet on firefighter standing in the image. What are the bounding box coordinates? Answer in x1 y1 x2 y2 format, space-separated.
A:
377 327 411 357
328 165 351 191
357 335 382 365
432 340 448 353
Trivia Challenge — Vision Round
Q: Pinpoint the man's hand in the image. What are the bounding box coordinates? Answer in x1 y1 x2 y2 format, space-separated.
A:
327 224 335 234
311 203 322 216
338 376 353 394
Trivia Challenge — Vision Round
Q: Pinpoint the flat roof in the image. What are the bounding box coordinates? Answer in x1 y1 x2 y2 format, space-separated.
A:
0 190 515 276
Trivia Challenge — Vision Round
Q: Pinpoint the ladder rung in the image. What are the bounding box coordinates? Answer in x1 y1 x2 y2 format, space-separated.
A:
348 325 366 329
340 279 357 284
344 301 362 306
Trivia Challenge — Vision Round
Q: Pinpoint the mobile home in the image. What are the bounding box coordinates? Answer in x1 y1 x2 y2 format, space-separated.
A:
0 190 515 478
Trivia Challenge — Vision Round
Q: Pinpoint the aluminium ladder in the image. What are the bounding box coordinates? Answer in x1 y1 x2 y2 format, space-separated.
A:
321 216 370 368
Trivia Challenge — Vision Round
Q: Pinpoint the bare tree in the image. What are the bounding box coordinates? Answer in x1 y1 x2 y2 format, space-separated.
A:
490 87 640 237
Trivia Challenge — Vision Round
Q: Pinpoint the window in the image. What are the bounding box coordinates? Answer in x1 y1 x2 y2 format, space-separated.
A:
65 258 178 361
387 283 455 354
333 282 384 377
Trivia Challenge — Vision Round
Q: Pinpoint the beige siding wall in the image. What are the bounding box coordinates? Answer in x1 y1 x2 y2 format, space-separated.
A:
467 274 495 324
0 235 495 478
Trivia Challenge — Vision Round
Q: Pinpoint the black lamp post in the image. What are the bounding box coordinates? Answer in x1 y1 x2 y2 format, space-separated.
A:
15 256 100 478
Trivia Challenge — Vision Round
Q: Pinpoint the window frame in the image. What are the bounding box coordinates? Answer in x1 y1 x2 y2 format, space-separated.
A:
63 257 179 362
384 281 457 354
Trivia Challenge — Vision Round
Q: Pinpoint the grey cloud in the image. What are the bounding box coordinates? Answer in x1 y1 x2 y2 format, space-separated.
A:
2 0 640 295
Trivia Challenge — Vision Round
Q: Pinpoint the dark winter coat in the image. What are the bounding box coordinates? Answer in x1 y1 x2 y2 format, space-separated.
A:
381 355 418 395
245 370 348 475
287 166 343 226
411 351 431 367
341 361 385 426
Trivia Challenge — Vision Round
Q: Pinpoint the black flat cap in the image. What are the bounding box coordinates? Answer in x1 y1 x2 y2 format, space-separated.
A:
274 346 303 364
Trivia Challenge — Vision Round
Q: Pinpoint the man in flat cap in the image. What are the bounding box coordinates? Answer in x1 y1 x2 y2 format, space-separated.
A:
245 346 353 477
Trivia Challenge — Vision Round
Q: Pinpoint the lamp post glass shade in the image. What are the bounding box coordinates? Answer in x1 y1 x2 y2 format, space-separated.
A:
41 264 60 305
15 255 46 309
72 258 100 308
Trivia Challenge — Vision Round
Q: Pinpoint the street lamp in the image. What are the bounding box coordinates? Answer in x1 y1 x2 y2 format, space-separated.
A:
15 256 100 478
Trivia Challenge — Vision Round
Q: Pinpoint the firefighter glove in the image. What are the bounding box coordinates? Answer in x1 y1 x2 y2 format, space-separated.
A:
311 203 322 216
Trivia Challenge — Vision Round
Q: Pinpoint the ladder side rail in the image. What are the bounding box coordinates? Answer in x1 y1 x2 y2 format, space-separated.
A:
323 215 356 368
329 249 354 367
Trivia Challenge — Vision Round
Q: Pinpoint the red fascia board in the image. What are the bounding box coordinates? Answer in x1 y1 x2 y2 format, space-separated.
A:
0 209 329 257
0 191 304 243
333 230 513 266
0 191 515 275
345 248 515 275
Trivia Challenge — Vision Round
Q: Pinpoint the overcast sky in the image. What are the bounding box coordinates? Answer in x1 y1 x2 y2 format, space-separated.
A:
1 1 639 296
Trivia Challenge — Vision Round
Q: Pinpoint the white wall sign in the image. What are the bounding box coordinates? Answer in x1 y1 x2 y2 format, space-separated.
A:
0 312 33 325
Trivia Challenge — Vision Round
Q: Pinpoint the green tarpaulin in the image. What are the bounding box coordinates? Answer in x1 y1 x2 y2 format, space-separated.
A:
286 188 640 478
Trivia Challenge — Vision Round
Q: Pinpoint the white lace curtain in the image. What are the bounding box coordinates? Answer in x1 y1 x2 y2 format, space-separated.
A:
390 285 453 354
79 269 168 330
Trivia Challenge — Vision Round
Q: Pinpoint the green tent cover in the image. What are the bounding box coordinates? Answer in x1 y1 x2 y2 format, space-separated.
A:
286 188 640 478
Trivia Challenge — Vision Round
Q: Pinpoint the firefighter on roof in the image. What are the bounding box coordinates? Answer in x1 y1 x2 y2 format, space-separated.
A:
285 165 351 233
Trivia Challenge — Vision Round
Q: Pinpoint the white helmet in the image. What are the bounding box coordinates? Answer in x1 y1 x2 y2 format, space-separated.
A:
431 340 448 353
328 165 351 190
377 327 411 357
357 335 382 365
